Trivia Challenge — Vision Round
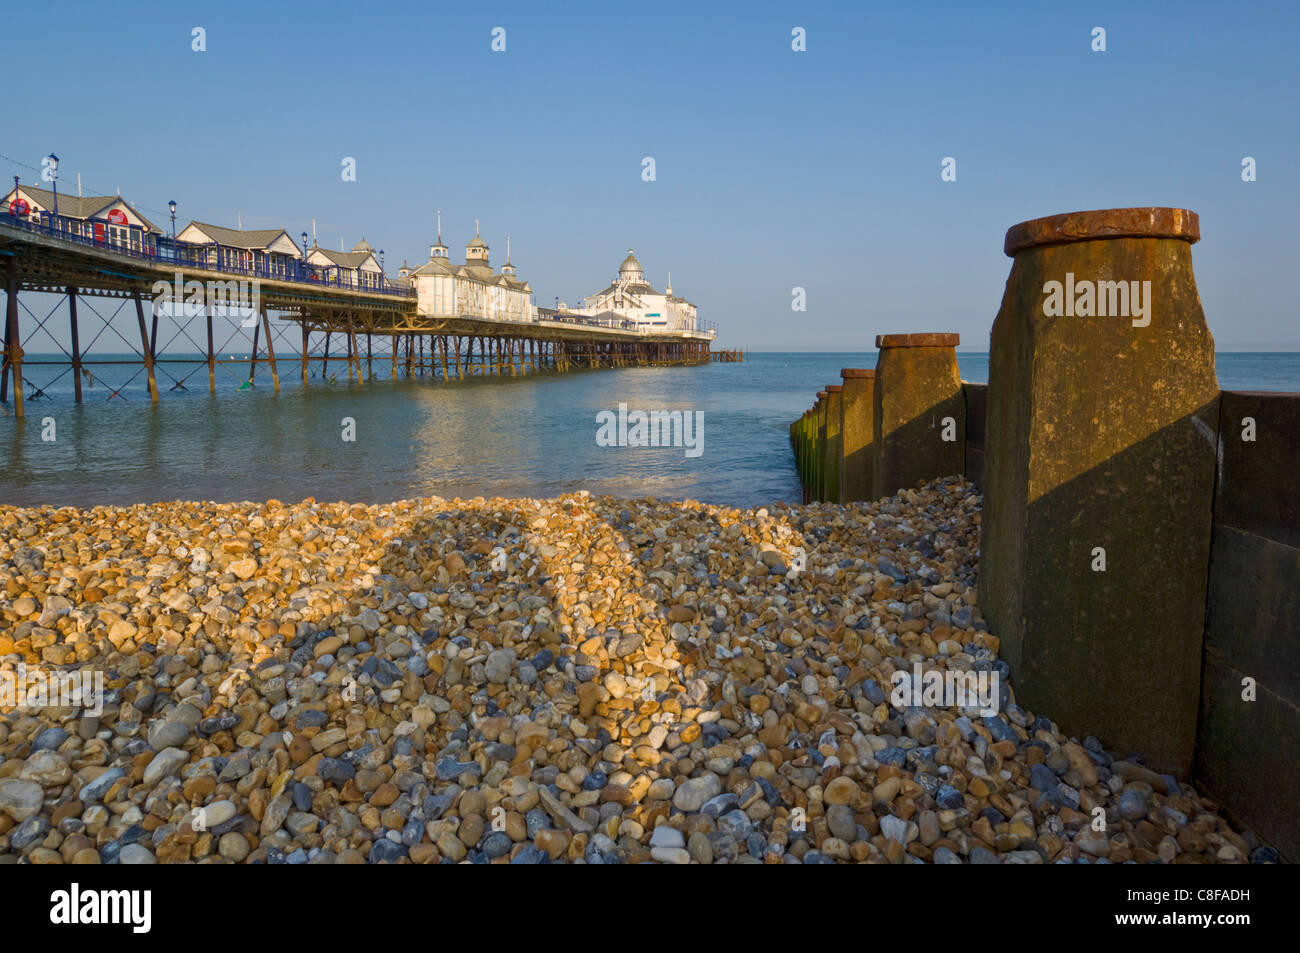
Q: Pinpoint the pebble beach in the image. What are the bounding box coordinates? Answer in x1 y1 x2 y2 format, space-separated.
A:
0 477 1269 864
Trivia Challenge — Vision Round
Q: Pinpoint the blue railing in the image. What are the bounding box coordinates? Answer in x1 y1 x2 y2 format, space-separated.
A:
1 206 414 297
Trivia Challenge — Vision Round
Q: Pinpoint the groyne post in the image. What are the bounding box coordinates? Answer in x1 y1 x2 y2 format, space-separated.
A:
822 385 843 503
815 391 828 501
872 333 963 496
839 368 876 501
980 207 1218 776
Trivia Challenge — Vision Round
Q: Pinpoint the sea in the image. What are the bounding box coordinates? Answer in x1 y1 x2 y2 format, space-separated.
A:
2 352 1297 510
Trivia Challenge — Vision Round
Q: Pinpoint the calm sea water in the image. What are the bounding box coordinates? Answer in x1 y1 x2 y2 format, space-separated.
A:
1 352 1297 509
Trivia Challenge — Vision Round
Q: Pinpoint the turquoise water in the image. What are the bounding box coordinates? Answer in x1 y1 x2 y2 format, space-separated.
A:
1 352 1296 509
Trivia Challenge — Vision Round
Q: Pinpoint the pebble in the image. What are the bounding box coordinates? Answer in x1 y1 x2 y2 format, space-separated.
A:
0 779 44 822
0 479 1262 865
147 720 190 751
650 847 691 864
649 826 685 849
673 774 722 813
20 751 71 786
119 844 157 864
142 747 189 786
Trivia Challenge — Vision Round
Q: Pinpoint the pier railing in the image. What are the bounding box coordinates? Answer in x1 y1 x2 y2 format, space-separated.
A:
1 211 414 296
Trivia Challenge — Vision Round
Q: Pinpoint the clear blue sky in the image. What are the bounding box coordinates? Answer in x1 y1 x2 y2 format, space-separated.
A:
4 0 1297 349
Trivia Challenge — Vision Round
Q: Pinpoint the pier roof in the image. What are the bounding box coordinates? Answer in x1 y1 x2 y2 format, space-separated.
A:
310 246 379 269
10 184 161 231
182 220 299 252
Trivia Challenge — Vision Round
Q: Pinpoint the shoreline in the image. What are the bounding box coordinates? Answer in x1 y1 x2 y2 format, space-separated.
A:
0 479 1268 863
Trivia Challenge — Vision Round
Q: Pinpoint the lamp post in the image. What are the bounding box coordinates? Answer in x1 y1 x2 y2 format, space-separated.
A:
378 249 384 289
46 153 59 224
301 231 309 279
10 175 17 216
168 200 177 240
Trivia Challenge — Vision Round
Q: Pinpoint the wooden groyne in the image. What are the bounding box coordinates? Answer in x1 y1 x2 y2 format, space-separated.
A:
789 207 1299 862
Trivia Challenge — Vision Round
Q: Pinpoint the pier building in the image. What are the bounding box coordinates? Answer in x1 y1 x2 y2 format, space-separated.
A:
175 221 304 279
408 220 532 323
306 237 385 290
3 181 160 253
575 248 699 333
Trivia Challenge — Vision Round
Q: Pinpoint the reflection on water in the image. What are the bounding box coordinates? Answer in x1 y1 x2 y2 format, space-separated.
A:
2 352 1298 509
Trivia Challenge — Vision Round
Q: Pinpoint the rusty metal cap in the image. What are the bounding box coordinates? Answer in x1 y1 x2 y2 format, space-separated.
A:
876 333 960 348
841 368 875 379
1004 207 1200 257
825 384 843 393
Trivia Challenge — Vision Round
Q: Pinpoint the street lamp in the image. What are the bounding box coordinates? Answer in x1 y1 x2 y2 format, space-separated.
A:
168 200 177 240
46 153 59 222
301 231 309 279
378 249 385 290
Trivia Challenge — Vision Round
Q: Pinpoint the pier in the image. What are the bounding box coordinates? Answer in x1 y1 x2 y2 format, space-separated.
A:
0 216 716 417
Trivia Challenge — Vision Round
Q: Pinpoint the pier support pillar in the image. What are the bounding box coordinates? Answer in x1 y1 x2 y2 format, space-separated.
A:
69 288 83 402
248 313 261 384
206 302 217 394
839 368 876 501
347 322 357 382
822 385 843 503
3 266 22 417
133 292 160 402
301 325 310 385
261 304 279 391
872 333 963 496
980 207 1218 777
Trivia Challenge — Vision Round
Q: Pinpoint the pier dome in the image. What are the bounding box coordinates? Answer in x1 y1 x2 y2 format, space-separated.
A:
351 237 374 254
618 248 643 282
